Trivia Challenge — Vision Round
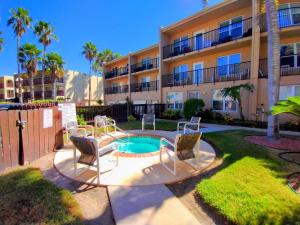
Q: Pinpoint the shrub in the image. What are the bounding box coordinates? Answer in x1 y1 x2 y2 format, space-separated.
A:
200 108 214 121
183 98 205 120
76 115 87 125
127 114 136 121
214 112 224 121
97 99 103 105
162 109 181 120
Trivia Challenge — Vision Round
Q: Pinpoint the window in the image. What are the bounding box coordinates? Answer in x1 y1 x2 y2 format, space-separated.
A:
278 3 300 28
173 36 189 55
173 64 189 84
281 42 300 68
141 76 150 88
219 16 243 41
213 90 237 112
188 91 201 99
217 53 241 76
167 92 183 109
279 85 300 100
142 57 151 69
194 32 204 50
193 63 203 84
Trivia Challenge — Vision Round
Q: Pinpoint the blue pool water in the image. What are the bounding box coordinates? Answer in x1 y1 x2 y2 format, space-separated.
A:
111 136 161 154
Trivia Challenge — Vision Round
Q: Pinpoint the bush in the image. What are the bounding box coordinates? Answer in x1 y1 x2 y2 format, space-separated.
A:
97 99 103 105
162 109 181 120
183 98 205 120
200 108 214 121
76 115 87 125
127 114 136 121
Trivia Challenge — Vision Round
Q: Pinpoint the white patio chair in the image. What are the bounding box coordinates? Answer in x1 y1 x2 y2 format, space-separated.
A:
65 121 94 140
159 132 202 175
70 136 119 184
94 115 117 134
142 114 155 131
177 117 201 133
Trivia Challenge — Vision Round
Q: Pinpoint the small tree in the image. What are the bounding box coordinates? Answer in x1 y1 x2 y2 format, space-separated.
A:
272 96 300 117
183 98 205 120
221 83 254 121
0 31 4 52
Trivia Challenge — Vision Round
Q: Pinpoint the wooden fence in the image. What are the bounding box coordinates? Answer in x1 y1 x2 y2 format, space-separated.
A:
77 104 166 122
0 105 63 172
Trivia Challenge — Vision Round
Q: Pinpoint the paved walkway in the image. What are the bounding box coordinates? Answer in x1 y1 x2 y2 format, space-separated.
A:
108 185 200 225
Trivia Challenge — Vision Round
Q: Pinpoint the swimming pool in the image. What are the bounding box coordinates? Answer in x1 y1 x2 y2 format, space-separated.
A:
111 136 162 154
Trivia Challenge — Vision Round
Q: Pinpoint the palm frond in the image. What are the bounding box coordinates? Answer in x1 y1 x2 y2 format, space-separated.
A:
272 96 300 117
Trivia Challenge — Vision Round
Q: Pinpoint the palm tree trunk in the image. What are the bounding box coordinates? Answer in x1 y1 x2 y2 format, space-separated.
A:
238 96 244 121
265 0 280 139
41 45 46 100
17 37 23 104
52 77 57 100
30 73 34 101
88 61 92 106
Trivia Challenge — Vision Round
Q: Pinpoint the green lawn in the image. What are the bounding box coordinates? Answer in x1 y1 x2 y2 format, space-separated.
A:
0 168 83 225
118 119 178 131
197 131 300 225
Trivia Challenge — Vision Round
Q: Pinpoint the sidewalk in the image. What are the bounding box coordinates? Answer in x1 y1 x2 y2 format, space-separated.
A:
200 122 300 136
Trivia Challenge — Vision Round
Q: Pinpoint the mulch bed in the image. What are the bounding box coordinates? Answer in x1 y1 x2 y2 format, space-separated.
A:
244 136 300 152
245 135 300 195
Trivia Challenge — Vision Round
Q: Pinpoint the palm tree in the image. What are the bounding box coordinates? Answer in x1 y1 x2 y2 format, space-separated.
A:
18 43 41 100
220 83 254 121
44 52 65 100
272 96 300 117
93 48 120 74
34 21 58 100
264 0 281 139
0 31 4 52
7 7 32 103
82 42 97 106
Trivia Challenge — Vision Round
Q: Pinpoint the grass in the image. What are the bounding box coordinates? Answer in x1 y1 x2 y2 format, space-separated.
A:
0 168 83 225
118 119 178 131
197 131 300 225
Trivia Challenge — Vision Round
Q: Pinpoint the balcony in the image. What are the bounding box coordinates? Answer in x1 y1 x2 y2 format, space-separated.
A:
130 80 159 92
23 90 64 99
162 61 251 87
6 81 14 88
259 54 300 78
105 67 129 80
0 83 4 89
163 17 252 59
22 77 64 86
104 85 129 94
260 7 300 32
131 58 159 73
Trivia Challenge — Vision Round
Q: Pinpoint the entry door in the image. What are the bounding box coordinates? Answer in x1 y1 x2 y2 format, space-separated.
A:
193 62 203 84
194 31 204 50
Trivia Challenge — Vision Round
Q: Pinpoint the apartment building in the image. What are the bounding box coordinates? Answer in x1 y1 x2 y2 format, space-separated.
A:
15 71 65 101
0 76 15 100
103 0 300 121
14 70 103 105
64 70 103 105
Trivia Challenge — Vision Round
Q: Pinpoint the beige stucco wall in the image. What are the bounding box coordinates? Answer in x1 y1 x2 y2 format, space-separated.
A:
64 70 103 105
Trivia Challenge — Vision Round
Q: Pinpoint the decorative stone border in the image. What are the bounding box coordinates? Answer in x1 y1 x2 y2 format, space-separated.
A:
99 133 173 158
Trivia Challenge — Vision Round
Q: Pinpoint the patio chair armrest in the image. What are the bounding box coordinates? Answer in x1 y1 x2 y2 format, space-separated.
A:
107 119 116 126
69 128 87 137
98 142 119 155
160 137 174 148
78 125 94 130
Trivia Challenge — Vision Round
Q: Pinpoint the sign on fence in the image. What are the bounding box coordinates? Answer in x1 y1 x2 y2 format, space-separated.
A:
43 109 53 128
58 103 77 128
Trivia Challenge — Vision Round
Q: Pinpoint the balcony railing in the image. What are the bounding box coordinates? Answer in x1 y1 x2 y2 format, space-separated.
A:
260 7 300 32
0 83 4 89
259 54 300 78
105 66 129 79
162 61 251 87
6 93 14 98
21 77 64 86
6 82 14 88
0 94 4 99
163 17 252 59
104 85 129 94
23 90 64 99
131 58 159 73
130 80 159 92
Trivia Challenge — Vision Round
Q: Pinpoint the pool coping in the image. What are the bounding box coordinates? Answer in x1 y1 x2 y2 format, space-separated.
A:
99 133 173 158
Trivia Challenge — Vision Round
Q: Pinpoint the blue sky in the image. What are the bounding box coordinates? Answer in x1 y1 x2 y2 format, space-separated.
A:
0 0 222 75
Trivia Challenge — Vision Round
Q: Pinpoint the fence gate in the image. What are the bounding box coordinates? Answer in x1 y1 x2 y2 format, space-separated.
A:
0 105 63 172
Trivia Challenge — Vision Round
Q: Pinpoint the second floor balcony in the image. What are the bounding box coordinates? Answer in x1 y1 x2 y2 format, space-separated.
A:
104 85 129 95
162 61 251 87
21 77 64 87
259 54 300 78
131 58 159 73
163 17 253 59
105 67 129 80
24 90 64 99
130 80 159 92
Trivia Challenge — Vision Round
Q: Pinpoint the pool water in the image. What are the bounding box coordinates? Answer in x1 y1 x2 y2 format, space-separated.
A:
111 136 161 154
